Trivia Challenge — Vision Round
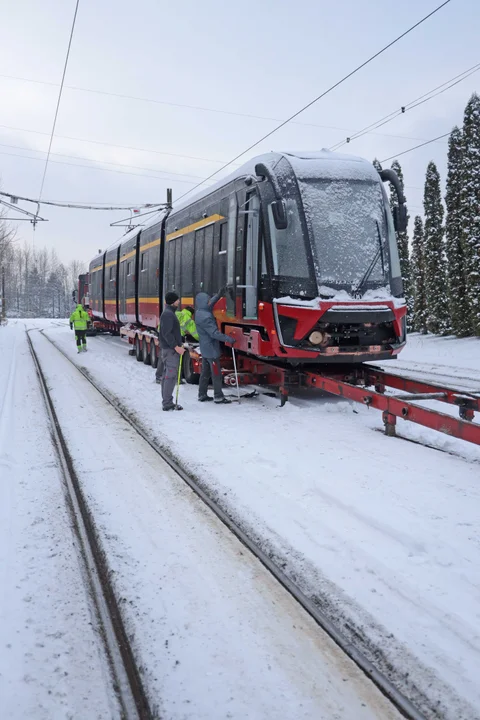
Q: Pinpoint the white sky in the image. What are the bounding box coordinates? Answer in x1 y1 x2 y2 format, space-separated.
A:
0 0 478 266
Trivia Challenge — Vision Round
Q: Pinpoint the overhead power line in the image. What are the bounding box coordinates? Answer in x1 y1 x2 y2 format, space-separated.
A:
330 61 480 151
0 122 232 166
0 72 447 145
380 132 451 163
0 188 162 211
38 0 80 200
174 0 453 204
0 140 206 181
0 148 211 185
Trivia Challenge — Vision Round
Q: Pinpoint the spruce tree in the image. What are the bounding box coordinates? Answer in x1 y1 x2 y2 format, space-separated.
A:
460 93 480 336
389 160 413 328
372 158 383 172
445 126 469 335
411 216 427 332
423 161 450 334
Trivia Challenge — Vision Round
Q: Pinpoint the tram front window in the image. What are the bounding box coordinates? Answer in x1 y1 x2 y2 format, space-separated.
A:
299 179 390 292
267 198 310 279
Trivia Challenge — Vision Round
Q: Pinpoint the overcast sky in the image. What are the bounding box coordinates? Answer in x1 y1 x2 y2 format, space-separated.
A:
0 0 478 267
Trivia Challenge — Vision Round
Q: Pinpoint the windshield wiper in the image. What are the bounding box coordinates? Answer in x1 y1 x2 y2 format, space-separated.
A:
353 221 385 297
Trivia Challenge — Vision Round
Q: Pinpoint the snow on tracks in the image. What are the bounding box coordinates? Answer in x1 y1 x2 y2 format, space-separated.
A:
42 322 480 720
0 322 119 719
26 329 150 720
29 325 407 720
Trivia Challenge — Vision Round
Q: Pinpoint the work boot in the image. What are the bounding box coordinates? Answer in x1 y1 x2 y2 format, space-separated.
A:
198 395 214 402
214 397 231 404
163 404 183 411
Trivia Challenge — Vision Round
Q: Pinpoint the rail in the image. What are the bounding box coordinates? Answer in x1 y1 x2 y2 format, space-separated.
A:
38 328 429 720
26 330 152 720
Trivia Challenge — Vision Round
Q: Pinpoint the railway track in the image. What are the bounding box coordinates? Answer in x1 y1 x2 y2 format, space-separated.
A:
33 327 437 720
26 330 152 720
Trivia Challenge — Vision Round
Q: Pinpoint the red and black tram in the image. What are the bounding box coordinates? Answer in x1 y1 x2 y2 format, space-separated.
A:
86 150 408 383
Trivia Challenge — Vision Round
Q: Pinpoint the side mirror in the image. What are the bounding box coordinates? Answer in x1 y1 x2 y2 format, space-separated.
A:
393 205 407 233
271 200 288 230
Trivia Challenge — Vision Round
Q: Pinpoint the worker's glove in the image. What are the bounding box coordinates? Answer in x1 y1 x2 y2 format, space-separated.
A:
226 336 236 345
70 323 73 330
218 285 226 297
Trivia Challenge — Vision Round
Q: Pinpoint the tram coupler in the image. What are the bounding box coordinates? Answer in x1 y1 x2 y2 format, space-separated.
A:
382 411 397 437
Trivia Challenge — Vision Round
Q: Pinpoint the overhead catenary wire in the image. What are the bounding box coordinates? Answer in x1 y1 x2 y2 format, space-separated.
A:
0 72 447 145
329 61 480 151
0 149 210 186
0 122 234 166
0 140 207 181
380 132 451 163
38 0 80 201
173 0 452 204
0 187 163 211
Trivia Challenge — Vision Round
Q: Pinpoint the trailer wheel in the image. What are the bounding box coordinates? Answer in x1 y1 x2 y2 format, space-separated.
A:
183 352 200 385
150 340 158 368
135 335 143 362
142 338 151 365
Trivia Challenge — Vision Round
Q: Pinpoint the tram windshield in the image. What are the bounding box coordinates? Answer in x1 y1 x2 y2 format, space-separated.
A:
298 178 398 292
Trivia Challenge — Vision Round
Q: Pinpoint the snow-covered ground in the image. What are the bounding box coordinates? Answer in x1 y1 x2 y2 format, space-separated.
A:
35 320 480 720
2 320 405 720
0 324 119 719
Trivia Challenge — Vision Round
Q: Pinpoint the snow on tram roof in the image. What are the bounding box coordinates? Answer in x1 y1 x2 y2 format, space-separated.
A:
90 150 380 265
171 149 380 214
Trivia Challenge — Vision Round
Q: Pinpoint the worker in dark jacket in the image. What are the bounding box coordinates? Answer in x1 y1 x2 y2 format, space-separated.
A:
195 290 236 404
158 292 185 411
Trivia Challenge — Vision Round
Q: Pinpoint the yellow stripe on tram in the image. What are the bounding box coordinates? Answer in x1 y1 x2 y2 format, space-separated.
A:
166 214 224 242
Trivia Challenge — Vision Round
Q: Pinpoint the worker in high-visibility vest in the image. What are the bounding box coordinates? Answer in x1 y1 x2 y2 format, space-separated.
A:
176 306 199 341
155 306 198 384
69 304 90 353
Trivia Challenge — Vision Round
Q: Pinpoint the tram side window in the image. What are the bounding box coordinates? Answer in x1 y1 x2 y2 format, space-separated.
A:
204 224 214 294
109 266 114 281
181 234 194 295
140 253 147 272
127 262 132 276
174 237 182 294
194 228 205 292
219 222 227 253
261 238 267 278
267 199 309 278
166 239 175 291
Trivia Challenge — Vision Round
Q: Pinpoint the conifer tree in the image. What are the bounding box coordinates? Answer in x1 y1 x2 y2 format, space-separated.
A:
372 158 383 172
423 161 450 334
411 216 427 332
445 126 469 335
460 93 480 336
389 160 413 327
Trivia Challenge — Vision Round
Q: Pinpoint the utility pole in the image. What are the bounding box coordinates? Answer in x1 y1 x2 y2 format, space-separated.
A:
1 266 5 323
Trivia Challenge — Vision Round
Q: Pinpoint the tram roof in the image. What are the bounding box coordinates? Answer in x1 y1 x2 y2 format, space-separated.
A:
91 150 381 265
172 149 380 213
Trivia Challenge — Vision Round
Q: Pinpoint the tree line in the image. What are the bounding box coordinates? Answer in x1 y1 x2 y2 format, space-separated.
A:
376 92 480 337
0 217 85 318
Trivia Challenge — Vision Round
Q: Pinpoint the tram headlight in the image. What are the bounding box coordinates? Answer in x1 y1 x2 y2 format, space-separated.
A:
309 330 324 345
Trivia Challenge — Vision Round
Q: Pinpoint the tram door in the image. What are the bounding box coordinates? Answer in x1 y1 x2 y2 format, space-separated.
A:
243 191 260 319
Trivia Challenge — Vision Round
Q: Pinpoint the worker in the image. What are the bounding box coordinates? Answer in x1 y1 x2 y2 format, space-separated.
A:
155 305 198 384
69 304 90 353
176 306 199 341
195 289 236 404
158 292 185 411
